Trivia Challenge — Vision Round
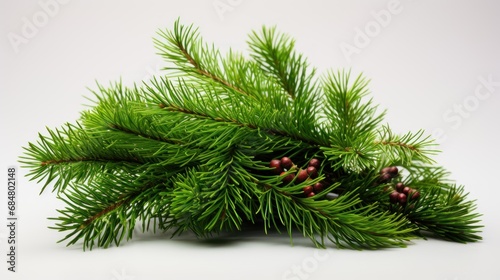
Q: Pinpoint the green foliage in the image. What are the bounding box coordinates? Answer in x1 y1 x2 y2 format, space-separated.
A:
21 19 482 250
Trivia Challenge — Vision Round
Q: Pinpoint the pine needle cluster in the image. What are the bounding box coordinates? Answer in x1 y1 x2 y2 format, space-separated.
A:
21 19 482 250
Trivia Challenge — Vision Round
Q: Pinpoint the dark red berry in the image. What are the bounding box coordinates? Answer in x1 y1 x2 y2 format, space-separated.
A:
313 182 324 193
402 187 411 195
389 191 399 204
270 159 283 174
389 166 398 176
303 185 313 195
281 157 293 170
381 166 398 178
308 158 320 169
398 193 407 205
281 172 295 184
306 166 318 178
296 169 309 183
411 190 420 200
380 167 391 174
395 182 405 193
379 173 392 182
307 192 316 198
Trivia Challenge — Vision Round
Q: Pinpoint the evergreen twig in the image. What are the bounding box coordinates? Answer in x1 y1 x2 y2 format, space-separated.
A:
20 19 482 250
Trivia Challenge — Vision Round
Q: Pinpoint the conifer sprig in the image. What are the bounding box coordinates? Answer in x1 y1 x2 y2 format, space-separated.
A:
20 19 482 250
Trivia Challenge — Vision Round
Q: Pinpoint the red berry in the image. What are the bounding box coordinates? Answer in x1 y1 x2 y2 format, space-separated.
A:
402 187 411 195
379 173 392 183
307 192 316 198
389 191 399 204
306 166 318 178
381 166 398 178
281 157 293 170
270 159 283 174
398 193 407 205
281 172 295 184
296 169 308 183
380 167 391 174
308 158 320 169
313 182 324 192
389 166 398 176
303 185 313 195
395 182 405 193
411 190 420 200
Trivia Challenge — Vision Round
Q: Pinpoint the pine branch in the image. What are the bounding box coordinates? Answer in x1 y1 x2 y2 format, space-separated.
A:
258 185 414 249
20 19 482 250
376 125 438 165
321 70 384 171
248 26 317 101
20 123 143 193
144 75 326 148
154 20 328 147
154 19 259 100
248 26 324 143
49 169 170 250
400 185 482 243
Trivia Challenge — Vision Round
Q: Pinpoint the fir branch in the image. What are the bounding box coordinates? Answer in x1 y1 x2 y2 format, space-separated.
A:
404 185 482 243
259 186 414 249
20 20 482 250
403 162 451 188
165 149 262 237
248 26 317 101
154 20 328 146
80 197 129 229
20 123 144 193
321 70 384 171
154 19 256 100
376 125 438 165
248 26 324 143
49 170 171 250
144 75 326 148
323 70 382 137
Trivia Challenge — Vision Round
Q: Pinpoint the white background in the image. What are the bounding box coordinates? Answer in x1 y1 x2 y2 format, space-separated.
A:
1 0 499 279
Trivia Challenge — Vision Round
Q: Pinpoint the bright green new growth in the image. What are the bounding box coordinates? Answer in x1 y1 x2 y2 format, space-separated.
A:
21 20 482 250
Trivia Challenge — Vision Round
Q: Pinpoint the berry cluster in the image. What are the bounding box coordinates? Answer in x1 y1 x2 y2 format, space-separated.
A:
379 166 399 183
389 182 420 207
269 157 337 200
